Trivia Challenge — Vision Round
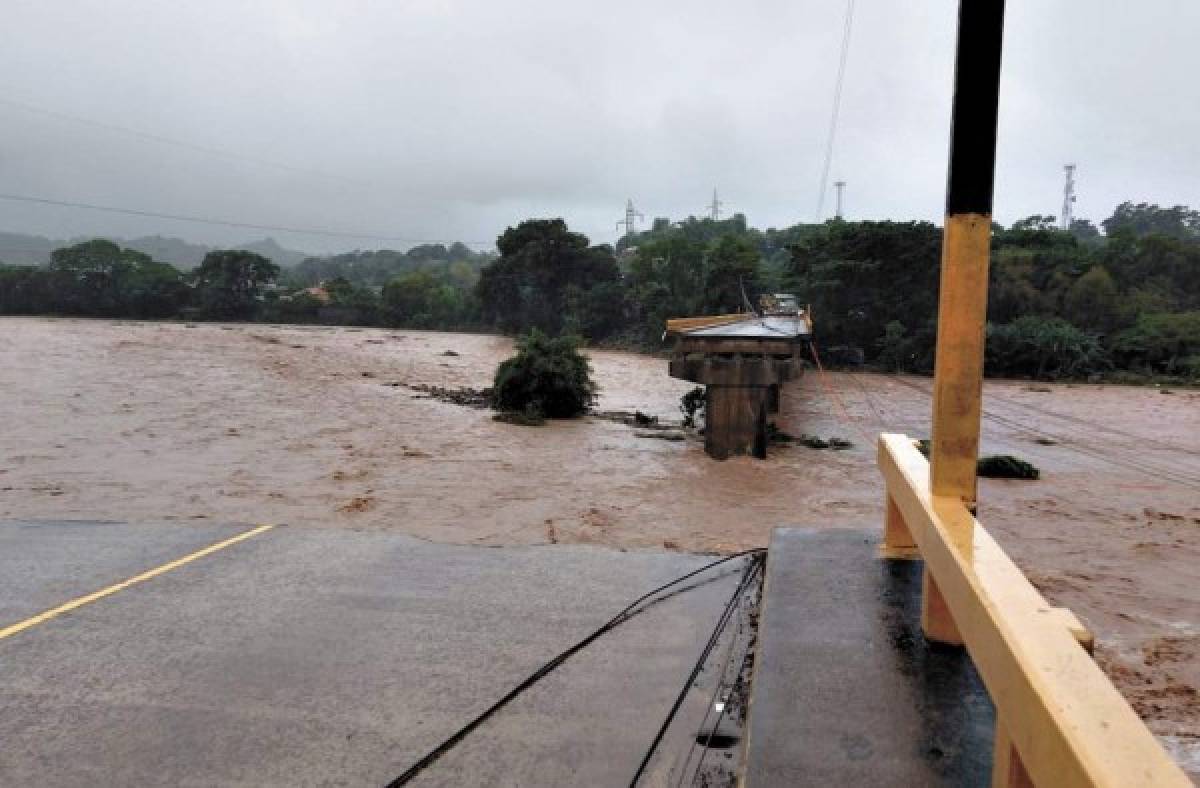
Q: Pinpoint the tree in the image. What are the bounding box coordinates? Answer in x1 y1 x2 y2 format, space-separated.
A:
986 316 1107 379
703 234 760 313
1110 312 1200 375
46 239 187 317
382 269 470 328
476 219 620 338
191 250 279 320
1102 202 1200 240
491 330 597 418
1063 266 1120 333
788 221 942 360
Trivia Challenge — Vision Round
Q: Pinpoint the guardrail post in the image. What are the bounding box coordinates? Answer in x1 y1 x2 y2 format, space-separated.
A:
924 0 1006 646
991 717 1033 787
882 493 918 558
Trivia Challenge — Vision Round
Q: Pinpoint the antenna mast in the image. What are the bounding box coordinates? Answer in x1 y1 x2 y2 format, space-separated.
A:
1060 164 1076 230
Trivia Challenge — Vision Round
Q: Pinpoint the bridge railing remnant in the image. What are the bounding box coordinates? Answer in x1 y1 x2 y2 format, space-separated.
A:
878 432 1188 787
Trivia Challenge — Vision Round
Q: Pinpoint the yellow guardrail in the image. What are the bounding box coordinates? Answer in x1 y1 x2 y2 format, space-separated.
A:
664 313 749 336
878 433 1189 787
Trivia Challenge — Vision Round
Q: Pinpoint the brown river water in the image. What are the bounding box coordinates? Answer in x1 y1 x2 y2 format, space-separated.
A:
2 317 1197 771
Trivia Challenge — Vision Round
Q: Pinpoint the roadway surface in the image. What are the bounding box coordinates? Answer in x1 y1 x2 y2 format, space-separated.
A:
0 520 743 787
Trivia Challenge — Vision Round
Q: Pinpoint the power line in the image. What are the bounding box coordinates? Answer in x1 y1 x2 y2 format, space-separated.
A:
384 550 765 787
0 192 494 248
0 95 359 184
815 0 856 222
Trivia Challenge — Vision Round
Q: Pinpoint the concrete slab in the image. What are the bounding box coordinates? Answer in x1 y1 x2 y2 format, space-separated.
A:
0 519 245 624
0 520 741 787
743 527 995 787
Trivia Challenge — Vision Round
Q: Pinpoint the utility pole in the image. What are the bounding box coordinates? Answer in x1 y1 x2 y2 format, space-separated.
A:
834 181 846 218
707 188 723 221
925 0 1006 645
1060 164 1076 230
615 198 644 238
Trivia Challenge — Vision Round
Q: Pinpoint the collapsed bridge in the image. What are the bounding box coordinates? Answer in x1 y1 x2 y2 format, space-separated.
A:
666 302 812 460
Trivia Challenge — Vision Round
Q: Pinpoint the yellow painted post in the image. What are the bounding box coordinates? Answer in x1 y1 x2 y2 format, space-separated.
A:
923 0 1007 646
991 717 1034 787
882 494 919 559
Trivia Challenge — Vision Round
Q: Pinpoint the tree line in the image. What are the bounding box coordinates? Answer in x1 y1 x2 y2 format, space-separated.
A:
1 201 1197 381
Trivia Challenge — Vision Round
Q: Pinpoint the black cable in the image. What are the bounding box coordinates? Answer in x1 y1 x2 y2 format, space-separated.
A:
674 593 747 788
815 0 856 221
384 548 766 788
629 554 765 787
0 192 494 248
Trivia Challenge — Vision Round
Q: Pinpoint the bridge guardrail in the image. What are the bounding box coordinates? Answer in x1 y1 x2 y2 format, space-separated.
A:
878 432 1189 787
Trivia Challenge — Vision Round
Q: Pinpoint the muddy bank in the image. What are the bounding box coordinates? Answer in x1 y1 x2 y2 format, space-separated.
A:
0 317 1196 766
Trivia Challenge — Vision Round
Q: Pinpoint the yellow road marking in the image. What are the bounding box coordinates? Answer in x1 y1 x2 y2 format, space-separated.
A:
0 524 275 641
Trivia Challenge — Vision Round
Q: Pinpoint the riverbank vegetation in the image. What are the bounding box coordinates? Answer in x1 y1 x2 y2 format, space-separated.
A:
1 201 1197 383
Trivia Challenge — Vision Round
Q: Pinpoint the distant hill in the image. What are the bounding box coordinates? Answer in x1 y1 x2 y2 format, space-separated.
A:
0 231 310 269
0 232 58 266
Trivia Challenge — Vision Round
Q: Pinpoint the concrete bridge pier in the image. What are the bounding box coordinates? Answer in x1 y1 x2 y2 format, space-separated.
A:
669 352 797 460
704 384 770 459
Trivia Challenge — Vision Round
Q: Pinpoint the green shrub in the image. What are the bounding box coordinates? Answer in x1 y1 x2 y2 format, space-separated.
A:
491 330 597 419
985 316 1108 379
1110 312 1200 377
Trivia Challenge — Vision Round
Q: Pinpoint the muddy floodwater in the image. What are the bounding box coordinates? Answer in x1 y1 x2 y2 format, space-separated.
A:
2 317 1198 768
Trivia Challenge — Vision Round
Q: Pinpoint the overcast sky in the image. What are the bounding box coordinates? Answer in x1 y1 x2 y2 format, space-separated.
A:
1 0 1197 253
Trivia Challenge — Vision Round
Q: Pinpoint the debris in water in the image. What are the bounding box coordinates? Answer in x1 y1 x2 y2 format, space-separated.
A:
403 383 492 408
635 430 685 441
977 454 1040 480
494 408 545 426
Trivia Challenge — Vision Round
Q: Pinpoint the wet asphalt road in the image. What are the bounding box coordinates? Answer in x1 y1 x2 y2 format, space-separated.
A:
0 520 740 787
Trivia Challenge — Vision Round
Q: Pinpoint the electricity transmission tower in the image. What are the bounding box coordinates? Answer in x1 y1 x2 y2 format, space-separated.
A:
616 199 644 237
1060 164 1077 230
834 181 846 218
707 188 723 220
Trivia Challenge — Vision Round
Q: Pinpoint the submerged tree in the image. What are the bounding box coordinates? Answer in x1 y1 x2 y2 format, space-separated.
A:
491 330 597 419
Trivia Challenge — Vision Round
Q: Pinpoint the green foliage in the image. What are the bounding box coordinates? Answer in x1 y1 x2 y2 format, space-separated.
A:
874 320 917 372
1063 265 1120 333
261 291 323 323
491 330 597 419
3 201 1199 383
191 250 279 320
287 244 492 289
986 316 1108 379
477 219 622 339
0 239 188 318
788 220 942 362
382 269 473 328
1110 312 1200 376
702 234 760 313
1102 202 1200 240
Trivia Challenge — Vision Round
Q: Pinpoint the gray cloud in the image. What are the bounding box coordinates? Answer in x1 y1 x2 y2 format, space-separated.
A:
1 0 1196 253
